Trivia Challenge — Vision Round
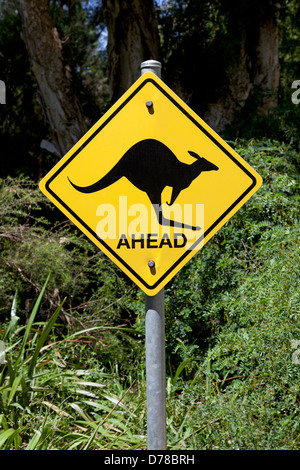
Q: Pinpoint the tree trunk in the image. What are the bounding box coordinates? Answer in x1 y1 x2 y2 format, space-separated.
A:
253 12 280 115
102 0 161 103
203 1 281 132
19 0 87 157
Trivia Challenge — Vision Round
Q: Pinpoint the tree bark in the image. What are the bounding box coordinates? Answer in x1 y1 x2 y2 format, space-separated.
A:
19 0 87 157
253 10 280 115
102 0 161 102
202 1 281 132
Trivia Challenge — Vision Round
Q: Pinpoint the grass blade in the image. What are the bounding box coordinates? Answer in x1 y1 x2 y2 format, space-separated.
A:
28 297 66 379
7 375 22 406
26 430 41 450
15 274 50 367
172 357 191 386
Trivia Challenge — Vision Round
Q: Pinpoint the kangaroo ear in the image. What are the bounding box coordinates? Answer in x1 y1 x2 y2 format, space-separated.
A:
188 150 201 160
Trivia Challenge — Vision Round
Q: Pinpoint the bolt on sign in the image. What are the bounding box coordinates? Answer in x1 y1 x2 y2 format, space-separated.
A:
39 72 262 296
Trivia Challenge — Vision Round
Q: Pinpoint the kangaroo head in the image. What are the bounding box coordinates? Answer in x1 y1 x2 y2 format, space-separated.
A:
188 151 219 177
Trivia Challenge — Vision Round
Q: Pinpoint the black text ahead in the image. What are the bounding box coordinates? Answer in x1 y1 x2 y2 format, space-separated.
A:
116 233 188 249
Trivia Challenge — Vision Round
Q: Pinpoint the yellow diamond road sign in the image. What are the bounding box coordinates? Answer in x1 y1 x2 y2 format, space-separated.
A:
39 72 262 296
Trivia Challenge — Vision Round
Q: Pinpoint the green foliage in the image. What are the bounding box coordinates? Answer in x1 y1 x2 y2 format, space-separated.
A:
0 278 146 449
0 176 143 376
161 139 300 449
0 176 136 314
0 276 65 449
0 139 299 449
165 139 299 353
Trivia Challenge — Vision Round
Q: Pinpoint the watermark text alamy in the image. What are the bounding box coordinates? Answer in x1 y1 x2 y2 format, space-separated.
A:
96 196 204 251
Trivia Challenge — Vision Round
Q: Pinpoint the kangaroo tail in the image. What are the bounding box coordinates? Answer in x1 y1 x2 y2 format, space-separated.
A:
68 164 122 193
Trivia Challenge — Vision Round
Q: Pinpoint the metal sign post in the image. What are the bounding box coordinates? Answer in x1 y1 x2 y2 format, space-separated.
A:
145 288 166 450
141 60 167 450
0 80 6 104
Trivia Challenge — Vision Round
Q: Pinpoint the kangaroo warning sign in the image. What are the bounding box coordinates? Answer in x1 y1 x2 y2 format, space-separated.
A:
39 72 262 296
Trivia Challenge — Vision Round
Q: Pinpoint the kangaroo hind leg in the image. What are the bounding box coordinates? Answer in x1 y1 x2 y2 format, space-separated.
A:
149 193 201 231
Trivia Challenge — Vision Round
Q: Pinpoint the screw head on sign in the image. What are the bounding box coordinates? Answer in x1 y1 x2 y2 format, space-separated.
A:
146 100 153 108
148 260 155 268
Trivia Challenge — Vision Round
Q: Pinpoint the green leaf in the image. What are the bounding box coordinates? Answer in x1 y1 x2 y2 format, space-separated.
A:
0 428 20 449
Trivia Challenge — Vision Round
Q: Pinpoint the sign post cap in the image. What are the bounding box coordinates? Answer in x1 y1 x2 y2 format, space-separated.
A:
141 60 162 78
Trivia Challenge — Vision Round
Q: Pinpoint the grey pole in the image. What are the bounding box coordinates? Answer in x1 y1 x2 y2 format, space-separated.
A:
141 60 166 450
145 289 166 450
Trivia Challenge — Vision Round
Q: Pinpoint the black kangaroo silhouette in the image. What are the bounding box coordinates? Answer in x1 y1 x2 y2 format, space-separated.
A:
68 139 219 231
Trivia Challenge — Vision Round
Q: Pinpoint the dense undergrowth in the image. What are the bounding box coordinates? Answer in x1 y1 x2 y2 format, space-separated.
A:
0 139 299 449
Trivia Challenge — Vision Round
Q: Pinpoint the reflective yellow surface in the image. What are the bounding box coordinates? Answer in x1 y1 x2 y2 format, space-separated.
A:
39 72 262 296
